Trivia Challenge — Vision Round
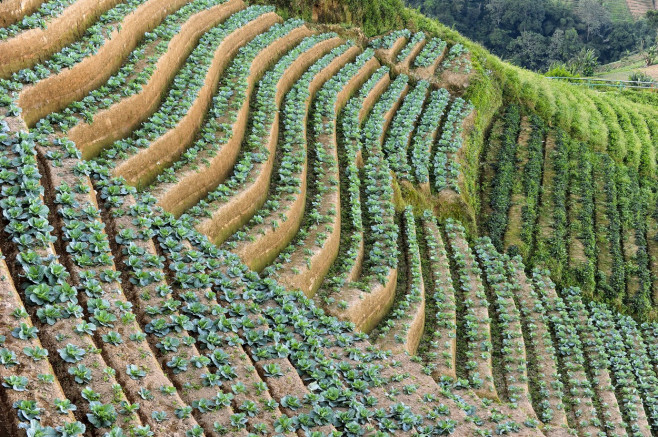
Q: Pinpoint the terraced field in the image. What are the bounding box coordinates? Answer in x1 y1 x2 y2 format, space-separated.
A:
480 98 658 319
2 1 658 436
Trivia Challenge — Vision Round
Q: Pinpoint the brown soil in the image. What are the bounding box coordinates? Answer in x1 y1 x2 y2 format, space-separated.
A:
68 0 245 159
510 261 569 429
374 249 426 355
626 0 656 18
274 57 380 297
413 43 447 80
448 229 498 400
0 117 143 435
374 35 406 64
231 46 360 272
381 85 408 143
254 357 336 436
396 38 426 72
340 72 391 283
19 0 194 125
111 12 280 188
0 0 45 27
323 269 398 333
422 218 457 380
358 73 390 123
540 280 603 437
0 257 76 433
568 294 627 437
491 266 536 418
437 54 475 93
194 36 343 242
152 25 311 213
37 148 201 434
0 0 121 79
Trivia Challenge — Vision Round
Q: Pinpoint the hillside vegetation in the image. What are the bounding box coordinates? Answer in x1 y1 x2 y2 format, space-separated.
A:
405 0 657 71
1 0 658 436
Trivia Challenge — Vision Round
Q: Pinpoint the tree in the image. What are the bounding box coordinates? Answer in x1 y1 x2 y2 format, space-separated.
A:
548 28 582 63
575 0 610 41
507 31 549 70
569 48 598 76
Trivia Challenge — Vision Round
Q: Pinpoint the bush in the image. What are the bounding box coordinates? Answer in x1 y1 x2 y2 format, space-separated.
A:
628 71 654 86
544 63 577 78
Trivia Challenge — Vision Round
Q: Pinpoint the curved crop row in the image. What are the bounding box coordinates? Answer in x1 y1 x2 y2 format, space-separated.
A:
99 6 278 187
188 33 340 242
372 207 425 354
413 37 447 69
396 32 425 64
382 80 429 179
36 0 235 149
431 97 473 193
410 87 450 187
318 66 389 296
264 49 378 296
147 18 310 214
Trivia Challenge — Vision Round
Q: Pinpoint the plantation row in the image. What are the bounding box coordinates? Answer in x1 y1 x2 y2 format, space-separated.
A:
480 104 658 319
1 1 658 436
369 30 472 81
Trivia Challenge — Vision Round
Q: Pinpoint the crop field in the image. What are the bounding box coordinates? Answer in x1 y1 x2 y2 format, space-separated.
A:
480 98 658 319
2 1 658 436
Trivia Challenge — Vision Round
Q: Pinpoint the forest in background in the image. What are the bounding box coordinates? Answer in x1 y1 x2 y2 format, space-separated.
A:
405 0 657 72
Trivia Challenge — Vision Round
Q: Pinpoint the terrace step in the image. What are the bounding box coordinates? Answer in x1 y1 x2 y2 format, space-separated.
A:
616 315 658 433
148 23 313 214
0 115 144 434
410 87 450 192
0 252 77 434
418 211 457 380
536 274 602 436
269 53 381 297
626 0 656 19
562 289 628 437
508 260 569 430
192 35 344 243
412 37 447 80
371 33 408 64
476 240 535 418
18 0 194 126
36 145 206 433
66 0 245 159
109 10 281 188
0 0 46 27
382 80 429 179
226 44 360 271
589 302 653 437
319 75 409 333
0 0 121 79
94 190 251 435
372 208 426 355
444 219 498 400
395 33 426 71
313 66 389 305
151 234 291 435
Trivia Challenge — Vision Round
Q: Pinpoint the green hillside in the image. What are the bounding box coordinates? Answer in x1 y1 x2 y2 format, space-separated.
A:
2 0 658 436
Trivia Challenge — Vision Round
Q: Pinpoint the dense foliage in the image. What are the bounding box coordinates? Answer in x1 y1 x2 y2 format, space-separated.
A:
405 0 657 71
